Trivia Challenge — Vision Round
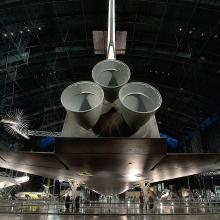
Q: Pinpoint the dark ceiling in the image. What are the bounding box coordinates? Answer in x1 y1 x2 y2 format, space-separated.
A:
0 0 220 141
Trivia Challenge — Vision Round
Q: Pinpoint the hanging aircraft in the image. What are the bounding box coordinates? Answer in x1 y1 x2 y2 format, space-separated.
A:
15 185 53 200
0 175 29 189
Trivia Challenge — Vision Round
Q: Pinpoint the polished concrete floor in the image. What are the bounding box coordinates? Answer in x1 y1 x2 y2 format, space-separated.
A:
0 214 220 220
1 201 220 215
1 200 220 220
1 203 219 215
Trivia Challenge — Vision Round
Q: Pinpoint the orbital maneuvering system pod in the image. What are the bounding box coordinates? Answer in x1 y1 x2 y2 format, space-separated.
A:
61 0 162 137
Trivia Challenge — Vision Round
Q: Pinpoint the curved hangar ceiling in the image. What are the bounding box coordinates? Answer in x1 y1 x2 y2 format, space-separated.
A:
0 0 220 141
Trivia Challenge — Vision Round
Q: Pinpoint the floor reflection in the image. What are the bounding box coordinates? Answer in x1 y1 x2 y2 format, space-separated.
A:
0 201 220 217
0 213 220 220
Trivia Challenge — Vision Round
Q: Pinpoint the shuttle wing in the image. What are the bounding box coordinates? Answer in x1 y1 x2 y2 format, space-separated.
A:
148 153 220 183
0 138 220 194
0 151 73 181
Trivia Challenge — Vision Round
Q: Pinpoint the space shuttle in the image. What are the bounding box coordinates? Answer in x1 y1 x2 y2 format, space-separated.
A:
0 0 220 196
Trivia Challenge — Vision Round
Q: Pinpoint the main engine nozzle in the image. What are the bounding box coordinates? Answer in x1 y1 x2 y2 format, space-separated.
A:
119 82 162 130
92 60 130 102
61 81 104 129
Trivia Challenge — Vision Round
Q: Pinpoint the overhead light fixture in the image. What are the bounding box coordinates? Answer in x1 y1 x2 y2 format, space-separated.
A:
9 125 30 139
1 118 19 125
135 174 143 178
1 109 29 139
77 171 93 177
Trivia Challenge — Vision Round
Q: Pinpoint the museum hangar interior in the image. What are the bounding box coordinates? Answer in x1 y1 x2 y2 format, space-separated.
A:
0 0 220 219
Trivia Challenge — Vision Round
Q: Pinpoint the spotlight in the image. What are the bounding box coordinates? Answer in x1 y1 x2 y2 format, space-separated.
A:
1 109 30 139
1 118 18 125
9 125 30 139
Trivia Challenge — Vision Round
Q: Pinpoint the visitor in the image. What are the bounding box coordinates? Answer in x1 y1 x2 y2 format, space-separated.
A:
75 195 80 213
148 196 154 210
139 193 144 209
65 194 70 211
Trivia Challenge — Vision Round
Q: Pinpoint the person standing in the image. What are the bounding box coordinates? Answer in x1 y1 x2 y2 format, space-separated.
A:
65 194 70 211
75 196 80 213
148 196 154 210
139 193 144 209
